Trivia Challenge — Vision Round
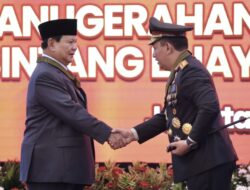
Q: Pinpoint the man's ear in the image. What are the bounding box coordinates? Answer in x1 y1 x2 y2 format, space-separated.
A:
47 38 56 51
164 42 173 55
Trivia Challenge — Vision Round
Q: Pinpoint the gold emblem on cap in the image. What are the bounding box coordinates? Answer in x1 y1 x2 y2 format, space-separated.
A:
172 117 181 129
167 129 173 136
182 123 192 135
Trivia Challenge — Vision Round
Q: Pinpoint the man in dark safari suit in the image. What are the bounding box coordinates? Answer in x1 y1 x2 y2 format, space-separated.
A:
112 17 238 190
20 19 123 190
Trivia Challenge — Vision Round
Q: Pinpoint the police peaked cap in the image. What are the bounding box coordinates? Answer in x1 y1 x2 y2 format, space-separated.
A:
148 17 193 45
38 19 77 41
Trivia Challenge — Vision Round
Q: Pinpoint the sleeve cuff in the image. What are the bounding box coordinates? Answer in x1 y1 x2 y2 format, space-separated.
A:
188 136 197 143
130 128 139 141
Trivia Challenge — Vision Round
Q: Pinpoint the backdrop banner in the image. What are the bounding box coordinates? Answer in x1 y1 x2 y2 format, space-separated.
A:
0 0 249 163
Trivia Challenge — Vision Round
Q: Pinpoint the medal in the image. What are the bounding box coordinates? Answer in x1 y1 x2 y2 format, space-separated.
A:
171 93 177 99
172 108 177 115
182 123 192 135
167 94 171 101
167 129 173 136
172 117 181 129
172 100 177 106
167 93 177 102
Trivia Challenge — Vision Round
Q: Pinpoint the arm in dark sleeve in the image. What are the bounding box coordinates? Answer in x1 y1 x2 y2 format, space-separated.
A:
180 66 220 142
134 113 167 144
35 72 112 144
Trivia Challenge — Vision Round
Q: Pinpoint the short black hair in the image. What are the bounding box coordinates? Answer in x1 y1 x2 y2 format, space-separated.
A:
41 35 62 49
159 36 188 51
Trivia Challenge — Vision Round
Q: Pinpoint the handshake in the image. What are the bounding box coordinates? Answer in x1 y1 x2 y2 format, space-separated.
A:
107 129 138 149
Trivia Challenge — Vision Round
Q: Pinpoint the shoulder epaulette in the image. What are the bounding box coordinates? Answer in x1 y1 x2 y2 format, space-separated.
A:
178 60 189 70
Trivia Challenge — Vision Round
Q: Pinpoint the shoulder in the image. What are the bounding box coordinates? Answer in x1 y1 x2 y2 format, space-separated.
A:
33 62 66 80
37 62 62 75
29 63 69 89
180 55 211 80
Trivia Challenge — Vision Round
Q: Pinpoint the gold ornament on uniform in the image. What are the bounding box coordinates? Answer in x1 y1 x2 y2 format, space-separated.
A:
172 108 177 115
182 123 192 135
172 117 181 129
167 129 173 136
167 94 171 102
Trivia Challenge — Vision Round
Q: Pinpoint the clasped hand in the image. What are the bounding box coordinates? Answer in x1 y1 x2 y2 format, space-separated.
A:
107 129 136 149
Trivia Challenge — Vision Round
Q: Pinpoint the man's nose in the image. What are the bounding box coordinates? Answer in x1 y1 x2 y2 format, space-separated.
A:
72 43 77 51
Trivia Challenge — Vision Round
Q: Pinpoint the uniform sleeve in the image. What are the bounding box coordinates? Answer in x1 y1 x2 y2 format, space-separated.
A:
35 72 112 144
134 113 167 144
180 66 220 142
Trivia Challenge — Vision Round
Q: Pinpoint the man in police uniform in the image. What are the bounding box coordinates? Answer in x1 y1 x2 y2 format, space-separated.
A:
20 19 125 190
113 17 238 190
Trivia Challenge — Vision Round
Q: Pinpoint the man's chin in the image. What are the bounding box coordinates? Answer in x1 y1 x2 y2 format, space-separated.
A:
68 58 74 63
159 65 166 71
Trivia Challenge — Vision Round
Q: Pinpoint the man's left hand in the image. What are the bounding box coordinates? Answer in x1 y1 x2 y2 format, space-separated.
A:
168 140 190 156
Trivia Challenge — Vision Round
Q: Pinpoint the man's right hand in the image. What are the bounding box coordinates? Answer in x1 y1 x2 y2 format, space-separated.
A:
107 129 137 149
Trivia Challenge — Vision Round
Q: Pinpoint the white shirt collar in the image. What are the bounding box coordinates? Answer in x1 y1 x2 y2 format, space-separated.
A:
42 53 68 71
